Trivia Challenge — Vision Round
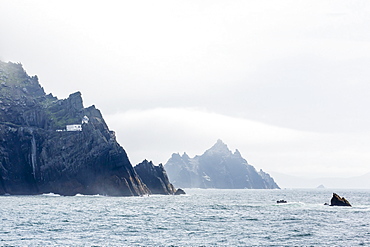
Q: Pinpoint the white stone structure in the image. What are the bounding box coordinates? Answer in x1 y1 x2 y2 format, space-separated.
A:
82 115 89 124
66 124 82 131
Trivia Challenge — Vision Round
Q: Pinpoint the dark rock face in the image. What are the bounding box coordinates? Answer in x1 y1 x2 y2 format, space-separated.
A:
0 61 149 196
330 193 351 206
134 160 176 195
164 139 280 189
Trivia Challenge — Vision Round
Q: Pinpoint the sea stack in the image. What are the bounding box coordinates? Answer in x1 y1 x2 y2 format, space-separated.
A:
174 188 186 195
330 193 352 206
134 160 176 195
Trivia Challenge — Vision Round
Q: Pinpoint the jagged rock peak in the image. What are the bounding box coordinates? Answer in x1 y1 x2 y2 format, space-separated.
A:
233 149 242 157
0 61 45 98
134 160 176 195
140 159 153 166
0 60 150 196
205 139 232 156
182 152 190 159
171 153 182 160
330 193 351 206
67 91 84 111
164 140 280 189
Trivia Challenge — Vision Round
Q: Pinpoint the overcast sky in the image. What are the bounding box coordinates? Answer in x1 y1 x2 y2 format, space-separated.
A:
1 1 370 179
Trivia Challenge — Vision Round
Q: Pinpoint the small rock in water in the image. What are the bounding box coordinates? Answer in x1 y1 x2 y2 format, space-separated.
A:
174 188 186 195
330 193 351 206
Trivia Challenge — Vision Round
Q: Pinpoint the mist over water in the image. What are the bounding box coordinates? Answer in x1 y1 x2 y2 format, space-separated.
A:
1 189 369 246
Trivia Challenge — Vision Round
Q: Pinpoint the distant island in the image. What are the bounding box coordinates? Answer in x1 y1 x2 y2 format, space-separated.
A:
164 139 280 189
0 61 178 196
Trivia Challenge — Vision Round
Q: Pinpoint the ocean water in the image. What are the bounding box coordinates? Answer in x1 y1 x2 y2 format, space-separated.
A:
1 189 369 246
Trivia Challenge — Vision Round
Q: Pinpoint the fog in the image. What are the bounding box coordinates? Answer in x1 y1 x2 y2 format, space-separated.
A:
1 1 370 183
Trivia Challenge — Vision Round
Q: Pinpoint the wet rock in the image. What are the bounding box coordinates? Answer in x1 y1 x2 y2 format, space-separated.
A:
0 61 149 196
330 193 351 206
134 160 176 195
174 188 186 195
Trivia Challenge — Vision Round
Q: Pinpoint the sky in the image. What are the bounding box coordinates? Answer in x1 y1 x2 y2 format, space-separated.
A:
1 0 370 181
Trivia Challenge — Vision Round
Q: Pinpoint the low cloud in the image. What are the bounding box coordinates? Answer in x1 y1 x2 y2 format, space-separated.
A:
105 108 370 177
1 1 370 179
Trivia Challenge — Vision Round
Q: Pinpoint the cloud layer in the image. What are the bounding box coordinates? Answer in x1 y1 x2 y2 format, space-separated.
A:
106 108 370 177
1 1 370 179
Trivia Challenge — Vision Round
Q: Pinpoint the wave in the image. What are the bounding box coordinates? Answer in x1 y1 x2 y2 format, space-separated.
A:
74 193 104 197
41 193 61 197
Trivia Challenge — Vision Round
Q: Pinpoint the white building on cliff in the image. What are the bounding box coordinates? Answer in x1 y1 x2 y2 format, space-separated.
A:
57 116 89 132
66 124 82 131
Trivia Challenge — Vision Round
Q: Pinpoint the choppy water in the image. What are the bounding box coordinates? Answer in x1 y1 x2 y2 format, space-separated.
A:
1 189 369 246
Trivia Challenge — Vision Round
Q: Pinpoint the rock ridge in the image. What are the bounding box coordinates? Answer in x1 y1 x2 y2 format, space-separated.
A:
0 61 149 196
164 140 280 189
134 160 176 195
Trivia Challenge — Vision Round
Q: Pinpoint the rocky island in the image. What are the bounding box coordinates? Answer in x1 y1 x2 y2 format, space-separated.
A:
164 139 280 189
0 61 177 196
330 193 351 206
134 160 178 195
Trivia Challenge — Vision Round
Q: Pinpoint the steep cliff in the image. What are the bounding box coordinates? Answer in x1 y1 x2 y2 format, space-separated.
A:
164 140 280 189
134 160 176 195
0 61 149 196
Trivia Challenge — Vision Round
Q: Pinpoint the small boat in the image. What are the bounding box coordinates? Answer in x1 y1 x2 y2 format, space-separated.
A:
277 200 287 204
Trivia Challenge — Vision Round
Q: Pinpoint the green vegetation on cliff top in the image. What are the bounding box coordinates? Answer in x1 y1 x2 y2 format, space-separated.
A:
0 61 82 130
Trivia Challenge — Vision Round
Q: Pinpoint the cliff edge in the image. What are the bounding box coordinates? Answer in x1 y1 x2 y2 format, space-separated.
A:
0 61 149 196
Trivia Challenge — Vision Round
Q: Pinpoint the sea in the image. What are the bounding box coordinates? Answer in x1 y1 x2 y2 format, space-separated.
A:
1 189 369 246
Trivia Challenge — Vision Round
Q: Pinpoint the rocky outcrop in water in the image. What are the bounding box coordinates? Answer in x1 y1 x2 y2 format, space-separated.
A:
134 160 176 195
164 140 280 189
174 188 186 195
330 193 351 206
0 61 149 196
